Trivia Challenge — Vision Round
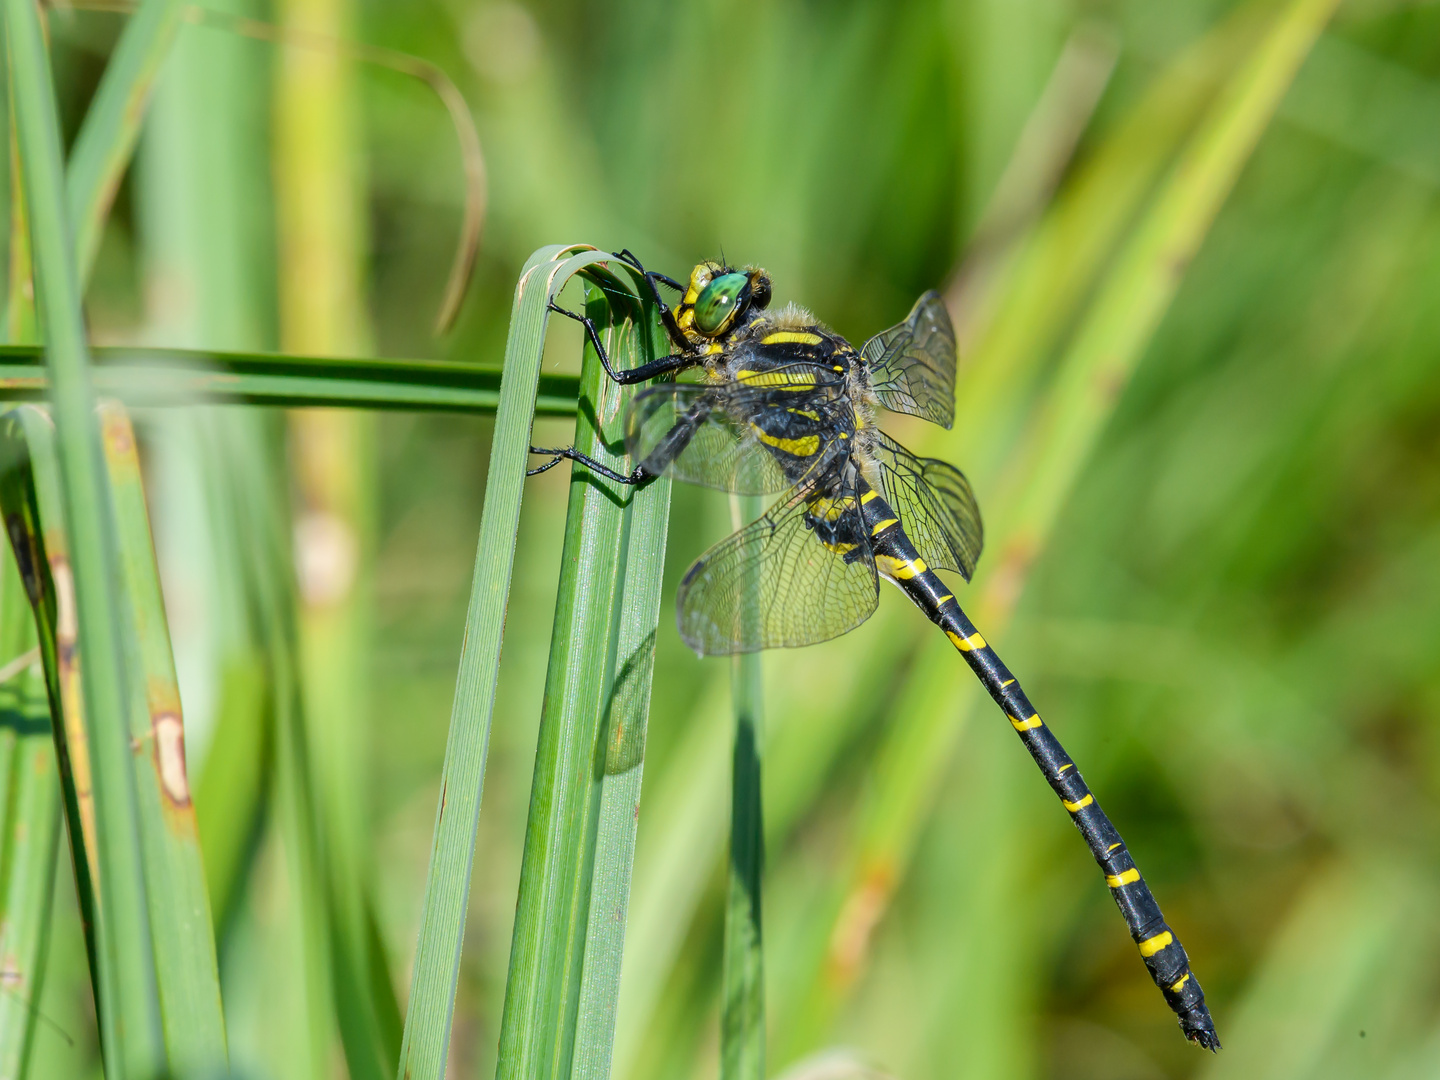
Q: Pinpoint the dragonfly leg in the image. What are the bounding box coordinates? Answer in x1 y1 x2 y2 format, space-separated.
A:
546 301 693 385
611 249 689 349
527 445 651 486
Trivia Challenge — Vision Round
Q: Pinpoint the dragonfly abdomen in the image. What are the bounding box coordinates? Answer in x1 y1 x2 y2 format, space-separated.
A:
860 485 1220 1050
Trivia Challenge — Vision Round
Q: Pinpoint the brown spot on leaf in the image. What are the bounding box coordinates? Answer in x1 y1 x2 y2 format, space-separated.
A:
153 712 190 806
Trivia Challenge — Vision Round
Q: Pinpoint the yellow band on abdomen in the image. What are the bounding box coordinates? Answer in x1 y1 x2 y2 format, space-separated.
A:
1138 931 1173 957
945 630 985 651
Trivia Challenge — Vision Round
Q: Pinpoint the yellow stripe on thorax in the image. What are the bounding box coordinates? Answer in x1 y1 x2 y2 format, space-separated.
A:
752 426 819 457
736 369 819 390
761 331 823 346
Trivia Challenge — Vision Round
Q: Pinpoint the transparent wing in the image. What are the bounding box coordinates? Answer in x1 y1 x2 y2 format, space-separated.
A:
625 381 847 495
872 432 983 580
860 291 957 429
676 466 879 656
625 383 791 494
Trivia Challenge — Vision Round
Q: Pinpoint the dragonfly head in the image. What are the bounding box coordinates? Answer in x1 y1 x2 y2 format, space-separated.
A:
681 261 772 340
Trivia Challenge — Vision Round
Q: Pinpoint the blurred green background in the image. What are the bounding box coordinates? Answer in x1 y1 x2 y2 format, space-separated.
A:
10 0 1440 1077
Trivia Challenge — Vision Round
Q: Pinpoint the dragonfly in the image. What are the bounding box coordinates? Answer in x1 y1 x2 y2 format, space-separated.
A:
528 251 1221 1050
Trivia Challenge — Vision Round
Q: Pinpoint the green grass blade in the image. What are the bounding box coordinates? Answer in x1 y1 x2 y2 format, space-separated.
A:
0 407 103 998
722 495 765 1080
99 401 227 1070
6 68 37 345
397 244 623 1078
65 0 183 287
188 408 335 1080
0 547 61 1076
3 0 166 1067
0 345 581 414
783 0 1342 1055
275 0 401 1065
571 322 673 1075
495 270 655 1080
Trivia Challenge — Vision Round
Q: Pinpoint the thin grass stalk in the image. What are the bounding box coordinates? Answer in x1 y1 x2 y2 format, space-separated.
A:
721 494 765 1080
98 402 227 1069
6 63 37 345
787 0 1341 1051
64 0 183 286
397 244 633 1078
570 307 672 1079
0 407 102 989
0 544 60 1074
225 408 337 1079
274 0 399 1070
495 271 656 1080
0 345 580 413
3 0 166 1068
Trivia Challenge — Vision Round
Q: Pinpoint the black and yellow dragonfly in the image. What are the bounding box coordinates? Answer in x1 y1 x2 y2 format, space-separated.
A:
529 252 1220 1050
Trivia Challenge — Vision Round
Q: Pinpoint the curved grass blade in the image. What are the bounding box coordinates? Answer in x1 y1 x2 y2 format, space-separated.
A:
495 269 661 1080
397 244 643 1079
66 0 488 333
0 345 580 415
1 0 166 1067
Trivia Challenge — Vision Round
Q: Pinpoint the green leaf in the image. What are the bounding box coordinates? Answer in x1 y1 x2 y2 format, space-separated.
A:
722 495 765 1080
397 244 644 1078
0 402 230 1072
99 401 227 1069
571 359 674 1073
65 0 184 288
0 541 61 1075
0 344 581 415
490 264 660 1077
2 0 166 1068
497 270 667 1080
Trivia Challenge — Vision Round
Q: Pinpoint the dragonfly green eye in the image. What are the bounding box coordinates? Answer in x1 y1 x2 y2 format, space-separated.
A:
694 272 749 335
